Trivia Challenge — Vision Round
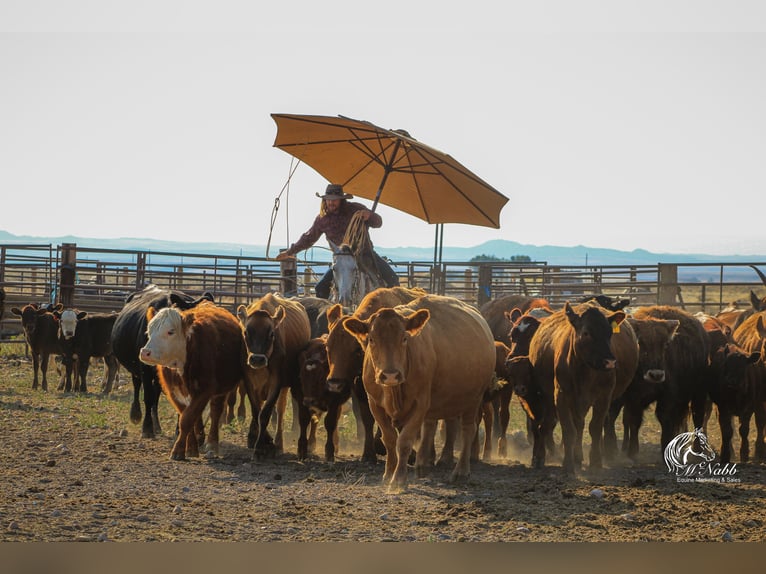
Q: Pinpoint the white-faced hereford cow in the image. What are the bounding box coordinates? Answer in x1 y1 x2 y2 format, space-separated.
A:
527 301 636 474
324 286 429 464
139 301 257 460
111 285 213 438
54 309 120 393
237 292 312 459
11 303 64 391
343 294 496 491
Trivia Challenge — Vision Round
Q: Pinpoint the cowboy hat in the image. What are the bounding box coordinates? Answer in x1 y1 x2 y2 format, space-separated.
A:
316 183 353 200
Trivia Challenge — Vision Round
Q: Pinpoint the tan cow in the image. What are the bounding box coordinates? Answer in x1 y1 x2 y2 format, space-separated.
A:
343 294 495 492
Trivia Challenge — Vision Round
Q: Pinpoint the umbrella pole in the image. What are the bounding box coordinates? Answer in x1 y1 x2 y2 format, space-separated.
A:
433 223 444 294
370 139 402 213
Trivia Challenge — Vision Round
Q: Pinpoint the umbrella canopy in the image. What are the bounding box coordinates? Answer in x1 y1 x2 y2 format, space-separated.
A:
271 113 509 228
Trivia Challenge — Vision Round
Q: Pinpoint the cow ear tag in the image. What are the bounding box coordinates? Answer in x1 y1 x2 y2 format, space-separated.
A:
611 320 620 333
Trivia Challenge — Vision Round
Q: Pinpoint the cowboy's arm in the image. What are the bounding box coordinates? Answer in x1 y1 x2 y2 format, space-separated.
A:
350 202 382 228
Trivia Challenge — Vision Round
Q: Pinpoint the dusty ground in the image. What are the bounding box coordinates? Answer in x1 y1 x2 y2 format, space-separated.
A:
1 356 765 542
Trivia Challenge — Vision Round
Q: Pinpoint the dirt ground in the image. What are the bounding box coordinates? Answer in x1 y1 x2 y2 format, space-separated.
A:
1 356 765 542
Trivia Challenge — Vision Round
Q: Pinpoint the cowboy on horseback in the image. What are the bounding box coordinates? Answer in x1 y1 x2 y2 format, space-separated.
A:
275 184 399 299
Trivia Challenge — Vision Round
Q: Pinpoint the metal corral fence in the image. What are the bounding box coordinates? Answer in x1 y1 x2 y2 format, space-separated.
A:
2 243 766 341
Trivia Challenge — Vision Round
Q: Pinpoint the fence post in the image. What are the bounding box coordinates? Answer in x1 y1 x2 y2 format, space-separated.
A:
477 264 492 307
279 250 297 296
59 243 77 307
135 252 147 289
658 263 679 305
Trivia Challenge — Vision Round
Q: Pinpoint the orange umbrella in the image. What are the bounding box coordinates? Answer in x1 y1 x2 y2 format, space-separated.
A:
271 113 508 228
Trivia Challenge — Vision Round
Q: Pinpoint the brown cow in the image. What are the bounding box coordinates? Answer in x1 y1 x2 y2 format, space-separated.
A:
527 301 634 474
479 295 552 346
343 294 496 491
139 301 257 460
324 286 428 464
11 303 64 391
626 306 711 455
612 316 680 460
729 312 766 462
237 292 312 459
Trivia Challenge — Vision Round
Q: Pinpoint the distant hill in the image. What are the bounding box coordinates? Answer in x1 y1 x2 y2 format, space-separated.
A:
2 230 766 281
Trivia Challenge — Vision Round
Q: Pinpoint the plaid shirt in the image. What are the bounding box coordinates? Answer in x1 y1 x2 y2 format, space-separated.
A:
286 201 382 255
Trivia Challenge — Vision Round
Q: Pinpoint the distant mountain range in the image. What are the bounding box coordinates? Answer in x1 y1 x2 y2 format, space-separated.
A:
2 230 766 281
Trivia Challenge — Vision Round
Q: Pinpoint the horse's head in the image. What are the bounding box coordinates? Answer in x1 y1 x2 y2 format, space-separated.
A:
332 244 358 307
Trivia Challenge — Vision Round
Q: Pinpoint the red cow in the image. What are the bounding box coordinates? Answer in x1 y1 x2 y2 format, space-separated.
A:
237 292 312 459
729 312 766 462
11 303 63 391
139 301 258 460
343 294 496 491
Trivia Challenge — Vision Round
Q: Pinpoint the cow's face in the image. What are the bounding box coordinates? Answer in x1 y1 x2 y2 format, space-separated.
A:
627 317 679 384
344 308 430 387
565 303 623 371
139 307 187 370
504 355 535 398
299 338 330 414
11 304 51 337
237 305 285 370
325 304 364 393
719 345 760 391
57 309 87 340
508 314 542 357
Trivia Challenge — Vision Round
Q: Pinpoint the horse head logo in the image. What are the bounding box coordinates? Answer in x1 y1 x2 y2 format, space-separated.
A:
664 428 716 474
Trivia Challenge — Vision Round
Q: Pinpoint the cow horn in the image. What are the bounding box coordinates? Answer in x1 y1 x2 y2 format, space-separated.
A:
750 265 766 286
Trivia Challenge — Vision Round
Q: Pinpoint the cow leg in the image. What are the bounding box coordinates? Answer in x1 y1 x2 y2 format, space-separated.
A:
351 391 365 442
236 383 247 423
130 373 143 424
307 415 318 455
718 408 734 464
77 355 90 394
294 389 313 461
451 413 477 482
102 355 119 395
351 381 377 464
241 373 263 450
205 394 226 457
369 400 397 484
603 397 623 461
739 411 752 463
416 419 438 478
253 375 283 459
324 402 342 462
555 387 577 475
437 418 458 466
497 389 511 458
589 394 612 470
754 404 766 461
175 396 208 460
40 353 50 392
140 367 162 438
224 390 237 425
480 401 493 462
31 353 40 390
391 417 420 491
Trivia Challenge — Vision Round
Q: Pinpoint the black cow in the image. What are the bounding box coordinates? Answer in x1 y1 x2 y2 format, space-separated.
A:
110 285 213 438
11 303 63 391
54 308 119 393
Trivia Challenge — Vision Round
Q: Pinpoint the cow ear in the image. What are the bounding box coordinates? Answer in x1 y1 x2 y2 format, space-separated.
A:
506 308 523 324
406 309 430 337
11 307 22 316
342 317 370 345
77 311 88 320
236 304 248 325
272 305 286 328
564 302 579 326
326 304 344 328
608 311 626 332
146 306 156 322
53 303 64 312
182 312 195 332
751 290 762 310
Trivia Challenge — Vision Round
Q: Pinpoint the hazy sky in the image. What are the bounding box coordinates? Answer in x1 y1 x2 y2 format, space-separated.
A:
2 2 766 256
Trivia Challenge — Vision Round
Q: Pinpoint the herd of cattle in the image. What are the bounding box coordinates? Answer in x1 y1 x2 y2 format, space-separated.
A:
4 282 766 492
